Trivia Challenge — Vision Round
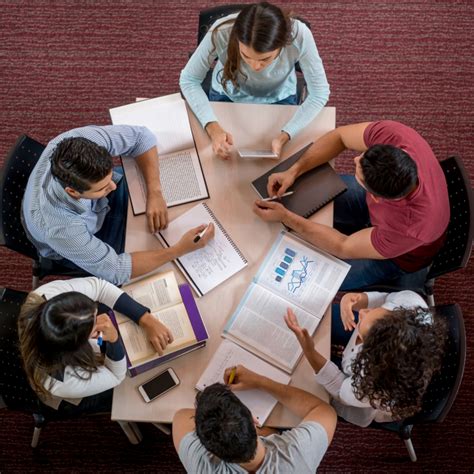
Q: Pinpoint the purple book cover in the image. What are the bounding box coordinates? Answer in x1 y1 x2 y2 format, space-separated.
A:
113 283 209 377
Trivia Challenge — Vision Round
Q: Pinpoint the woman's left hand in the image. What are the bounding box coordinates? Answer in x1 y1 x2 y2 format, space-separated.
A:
271 131 290 158
139 312 174 355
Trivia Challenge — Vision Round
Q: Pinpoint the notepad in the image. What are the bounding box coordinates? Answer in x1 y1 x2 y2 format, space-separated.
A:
109 93 209 215
196 340 291 425
252 143 347 218
156 203 248 297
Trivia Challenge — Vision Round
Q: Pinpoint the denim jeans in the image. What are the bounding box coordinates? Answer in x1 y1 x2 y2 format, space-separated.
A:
209 88 298 105
335 175 407 291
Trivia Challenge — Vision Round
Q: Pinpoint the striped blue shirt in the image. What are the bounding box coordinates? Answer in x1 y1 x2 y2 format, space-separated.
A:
22 125 157 286
180 14 330 139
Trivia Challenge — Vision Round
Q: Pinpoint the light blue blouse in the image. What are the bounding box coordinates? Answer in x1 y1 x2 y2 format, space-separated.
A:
180 13 330 139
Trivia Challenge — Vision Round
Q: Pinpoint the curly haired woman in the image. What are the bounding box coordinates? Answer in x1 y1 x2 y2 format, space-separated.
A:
285 290 446 426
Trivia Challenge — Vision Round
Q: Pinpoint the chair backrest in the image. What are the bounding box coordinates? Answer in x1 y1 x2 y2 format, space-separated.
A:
0 287 41 413
197 4 247 45
427 156 473 280
405 303 466 426
0 135 45 260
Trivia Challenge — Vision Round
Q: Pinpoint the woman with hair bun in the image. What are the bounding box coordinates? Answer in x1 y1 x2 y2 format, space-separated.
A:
285 290 447 426
180 2 329 160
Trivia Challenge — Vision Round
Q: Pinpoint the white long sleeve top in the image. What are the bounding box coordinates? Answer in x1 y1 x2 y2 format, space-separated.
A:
315 291 430 427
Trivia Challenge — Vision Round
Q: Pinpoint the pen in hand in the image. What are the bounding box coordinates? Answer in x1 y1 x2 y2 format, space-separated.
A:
193 224 209 243
262 191 294 202
97 331 103 346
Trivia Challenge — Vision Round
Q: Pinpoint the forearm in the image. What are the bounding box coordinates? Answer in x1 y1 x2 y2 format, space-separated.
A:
290 129 347 178
135 147 162 196
282 211 348 258
130 247 179 279
258 376 326 420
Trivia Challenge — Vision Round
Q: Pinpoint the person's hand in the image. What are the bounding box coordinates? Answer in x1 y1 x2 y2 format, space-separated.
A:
93 313 119 343
146 190 168 232
224 365 262 391
173 223 215 257
340 293 363 331
206 122 234 160
139 312 174 355
271 131 290 158
266 169 297 198
284 308 315 359
253 199 288 223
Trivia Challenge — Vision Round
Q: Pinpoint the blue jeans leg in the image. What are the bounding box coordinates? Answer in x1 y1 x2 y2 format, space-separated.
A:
208 88 233 103
94 166 128 254
334 175 371 235
340 257 406 291
274 94 298 105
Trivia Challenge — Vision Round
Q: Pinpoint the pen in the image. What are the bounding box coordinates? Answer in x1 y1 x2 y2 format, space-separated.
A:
97 331 103 347
228 367 236 385
262 191 294 202
193 224 209 243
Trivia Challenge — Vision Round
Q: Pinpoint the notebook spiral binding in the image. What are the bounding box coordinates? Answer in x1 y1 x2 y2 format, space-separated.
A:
203 202 248 264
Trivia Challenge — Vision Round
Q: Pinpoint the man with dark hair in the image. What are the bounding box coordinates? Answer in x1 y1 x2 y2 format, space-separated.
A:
253 120 449 289
173 365 336 473
22 125 214 284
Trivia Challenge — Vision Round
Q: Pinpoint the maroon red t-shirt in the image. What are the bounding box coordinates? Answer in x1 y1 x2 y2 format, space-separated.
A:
363 121 449 272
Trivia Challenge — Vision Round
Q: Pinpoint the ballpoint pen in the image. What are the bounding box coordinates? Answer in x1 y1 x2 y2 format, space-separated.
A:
193 224 209 243
262 191 294 201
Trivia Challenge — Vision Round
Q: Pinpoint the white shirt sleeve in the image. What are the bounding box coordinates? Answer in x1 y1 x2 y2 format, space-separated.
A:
315 360 373 409
44 351 126 399
34 277 123 308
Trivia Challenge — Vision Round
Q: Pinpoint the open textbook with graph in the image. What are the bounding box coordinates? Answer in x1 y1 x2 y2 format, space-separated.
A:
109 93 209 215
222 231 351 374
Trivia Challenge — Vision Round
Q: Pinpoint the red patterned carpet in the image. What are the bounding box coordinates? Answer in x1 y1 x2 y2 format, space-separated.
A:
0 1 473 472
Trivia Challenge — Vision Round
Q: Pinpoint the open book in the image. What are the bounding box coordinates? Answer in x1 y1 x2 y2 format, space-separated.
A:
196 340 291 425
223 231 351 374
111 271 208 377
109 93 209 215
156 202 248 297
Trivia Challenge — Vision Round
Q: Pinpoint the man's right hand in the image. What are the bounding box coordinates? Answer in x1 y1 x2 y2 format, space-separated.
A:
224 365 262 391
266 169 297 198
206 122 234 160
173 223 215 257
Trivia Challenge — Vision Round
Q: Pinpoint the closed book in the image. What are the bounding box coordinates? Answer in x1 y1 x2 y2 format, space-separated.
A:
252 143 347 218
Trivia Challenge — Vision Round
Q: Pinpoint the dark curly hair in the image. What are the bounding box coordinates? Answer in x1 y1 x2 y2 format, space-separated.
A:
351 306 447 420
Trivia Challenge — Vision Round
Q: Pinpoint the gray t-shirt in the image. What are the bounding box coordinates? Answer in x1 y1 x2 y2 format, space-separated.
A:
178 421 328 473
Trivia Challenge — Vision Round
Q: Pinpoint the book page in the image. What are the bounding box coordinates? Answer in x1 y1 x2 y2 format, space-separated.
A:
122 271 182 313
224 283 320 372
157 203 247 296
255 232 351 318
122 147 208 214
118 304 196 365
110 93 194 155
196 340 290 425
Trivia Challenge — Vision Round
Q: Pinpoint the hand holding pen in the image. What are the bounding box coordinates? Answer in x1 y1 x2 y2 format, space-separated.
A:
93 313 119 345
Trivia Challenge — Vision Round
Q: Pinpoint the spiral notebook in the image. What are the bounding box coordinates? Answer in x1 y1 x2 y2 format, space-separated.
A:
156 203 248 297
252 143 347 218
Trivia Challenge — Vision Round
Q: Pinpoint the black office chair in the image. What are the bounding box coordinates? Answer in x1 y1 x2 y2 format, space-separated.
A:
0 134 89 289
0 287 142 447
194 4 311 103
370 303 466 462
353 156 473 305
